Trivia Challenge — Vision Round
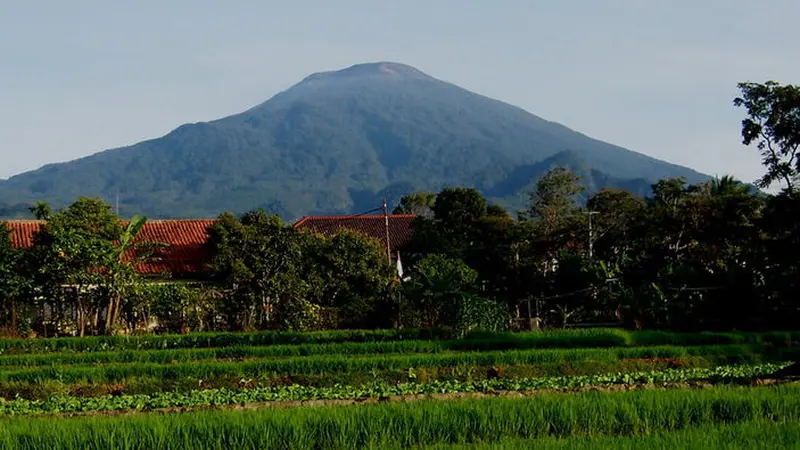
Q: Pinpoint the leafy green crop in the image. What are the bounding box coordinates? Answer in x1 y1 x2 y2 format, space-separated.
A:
0 363 786 415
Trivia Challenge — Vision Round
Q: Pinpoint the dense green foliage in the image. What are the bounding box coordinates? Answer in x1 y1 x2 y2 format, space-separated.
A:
397 91 800 329
0 62 705 220
0 384 797 448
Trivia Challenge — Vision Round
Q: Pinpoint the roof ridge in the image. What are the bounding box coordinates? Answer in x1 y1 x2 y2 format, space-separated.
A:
292 214 417 228
3 218 217 223
295 214 417 220
143 219 218 223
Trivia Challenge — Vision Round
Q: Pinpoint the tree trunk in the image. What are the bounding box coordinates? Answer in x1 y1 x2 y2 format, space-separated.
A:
10 301 17 331
78 301 85 338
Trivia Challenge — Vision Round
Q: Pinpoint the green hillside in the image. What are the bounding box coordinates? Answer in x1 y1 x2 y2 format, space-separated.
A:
0 62 706 219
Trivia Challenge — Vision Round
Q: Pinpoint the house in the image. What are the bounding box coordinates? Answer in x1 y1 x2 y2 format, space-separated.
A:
293 214 417 261
5 214 418 277
6 219 216 278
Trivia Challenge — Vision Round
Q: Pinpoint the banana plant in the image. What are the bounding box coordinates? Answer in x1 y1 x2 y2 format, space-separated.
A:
104 216 166 334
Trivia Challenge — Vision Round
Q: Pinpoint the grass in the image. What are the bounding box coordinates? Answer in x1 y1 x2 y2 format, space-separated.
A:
423 419 800 449
0 343 795 386
0 329 452 354
1 328 798 354
0 384 798 449
0 339 794 368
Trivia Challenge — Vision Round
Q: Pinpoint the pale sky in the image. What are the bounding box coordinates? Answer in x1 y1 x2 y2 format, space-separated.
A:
1 1 797 183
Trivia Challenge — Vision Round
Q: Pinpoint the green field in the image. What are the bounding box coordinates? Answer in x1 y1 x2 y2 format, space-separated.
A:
0 328 798 448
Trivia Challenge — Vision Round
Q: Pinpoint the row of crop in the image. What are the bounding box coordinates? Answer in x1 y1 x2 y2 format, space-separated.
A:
0 344 794 385
2 328 799 355
0 338 654 368
0 328 450 354
428 420 800 450
0 363 786 415
3 336 797 368
0 355 717 401
1 381 798 449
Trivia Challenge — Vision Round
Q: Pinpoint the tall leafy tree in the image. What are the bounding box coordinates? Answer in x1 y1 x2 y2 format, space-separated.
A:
734 81 800 194
0 222 29 332
30 198 123 336
207 211 309 331
520 167 586 273
393 192 436 217
302 229 394 328
586 188 645 266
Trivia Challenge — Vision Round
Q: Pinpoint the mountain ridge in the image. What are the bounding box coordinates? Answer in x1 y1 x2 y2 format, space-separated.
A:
0 61 708 220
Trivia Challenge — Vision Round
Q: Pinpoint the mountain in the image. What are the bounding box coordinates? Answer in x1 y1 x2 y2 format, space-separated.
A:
0 62 707 220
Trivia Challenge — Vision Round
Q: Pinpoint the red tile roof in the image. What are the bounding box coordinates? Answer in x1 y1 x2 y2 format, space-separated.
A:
293 214 416 255
6 220 41 249
4 219 216 276
133 220 216 275
4 215 418 276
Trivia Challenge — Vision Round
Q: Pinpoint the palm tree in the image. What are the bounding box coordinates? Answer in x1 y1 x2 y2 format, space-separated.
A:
694 175 750 198
710 175 750 197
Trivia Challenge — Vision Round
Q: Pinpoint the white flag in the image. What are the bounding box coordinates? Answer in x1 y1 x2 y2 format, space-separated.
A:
396 252 404 279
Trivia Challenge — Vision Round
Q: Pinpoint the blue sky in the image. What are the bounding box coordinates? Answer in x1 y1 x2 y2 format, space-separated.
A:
1 0 797 184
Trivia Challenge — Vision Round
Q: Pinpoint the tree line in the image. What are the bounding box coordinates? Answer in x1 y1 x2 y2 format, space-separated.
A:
0 80 798 336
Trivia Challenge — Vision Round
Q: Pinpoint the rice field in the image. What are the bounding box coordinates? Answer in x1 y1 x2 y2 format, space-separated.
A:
3 385 800 449
1 328 798 448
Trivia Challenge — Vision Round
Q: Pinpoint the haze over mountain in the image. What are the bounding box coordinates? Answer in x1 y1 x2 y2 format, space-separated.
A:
0 62 707 220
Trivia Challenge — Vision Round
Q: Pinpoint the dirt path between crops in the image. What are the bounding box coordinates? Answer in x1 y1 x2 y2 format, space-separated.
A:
38 378 796 418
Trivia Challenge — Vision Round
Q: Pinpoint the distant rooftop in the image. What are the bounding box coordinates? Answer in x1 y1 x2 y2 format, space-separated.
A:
5 219 216 276
4 214 418 275
293 214 416 256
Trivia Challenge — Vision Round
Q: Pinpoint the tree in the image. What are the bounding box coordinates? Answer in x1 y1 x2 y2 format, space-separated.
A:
519 167 586 276
521 167 584 227
405 187 503 262
586 189 645 266
705 175 752 197
30 198 123 336
0 222 29 333
432 188 491 232
303 229 394 328
734 81 800 194
102 215 156 334
393 192 436 217
400 254 508 335
207 211 309 331
29 202 52 220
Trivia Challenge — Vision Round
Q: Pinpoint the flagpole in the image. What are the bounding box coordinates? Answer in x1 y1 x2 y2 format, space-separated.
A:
382 199 391 264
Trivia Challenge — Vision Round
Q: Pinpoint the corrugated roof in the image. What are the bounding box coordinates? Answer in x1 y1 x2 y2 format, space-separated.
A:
4 219 216 276
293 214 416 255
